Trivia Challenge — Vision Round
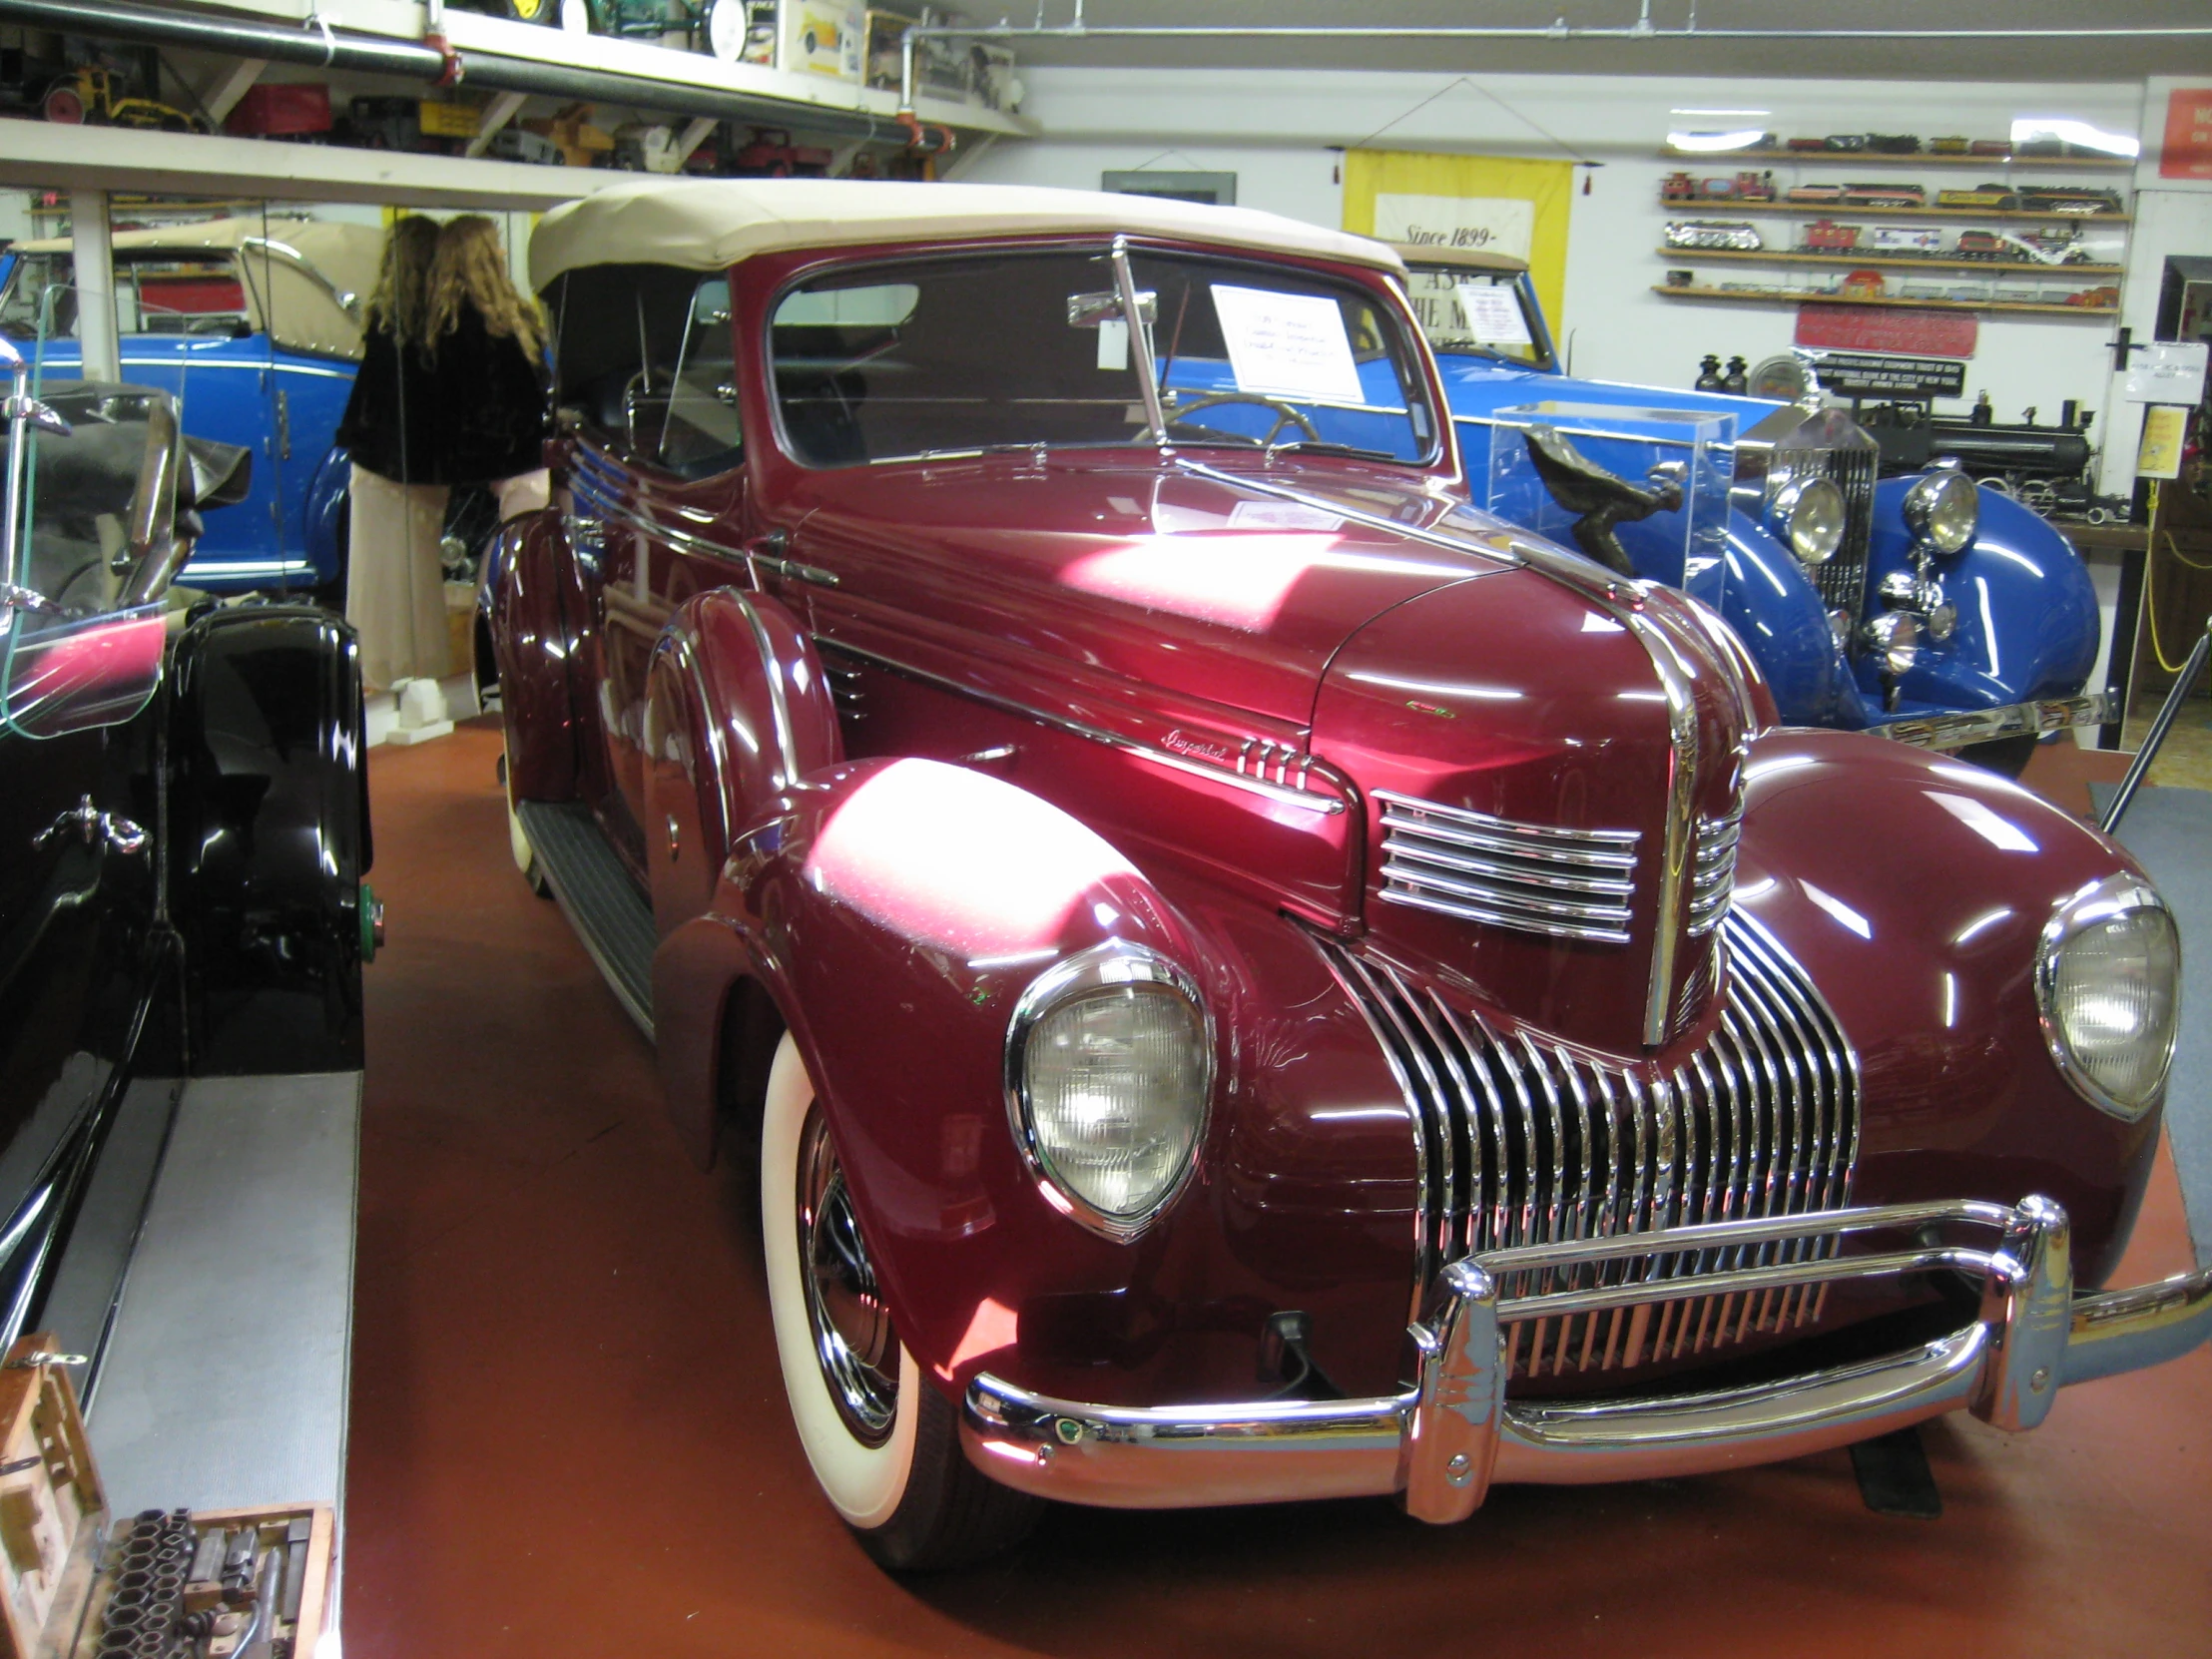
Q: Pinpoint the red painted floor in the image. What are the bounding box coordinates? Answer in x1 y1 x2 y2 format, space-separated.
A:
344 721 2211 1658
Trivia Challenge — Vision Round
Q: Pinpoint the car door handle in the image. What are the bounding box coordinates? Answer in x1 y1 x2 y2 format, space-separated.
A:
35 796 147 856
275 386 291 461
745 528 838 588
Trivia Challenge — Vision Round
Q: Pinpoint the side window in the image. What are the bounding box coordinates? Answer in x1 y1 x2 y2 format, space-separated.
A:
126 255 252 337
0 257 78 341
657 277 742 478
549 263 717 466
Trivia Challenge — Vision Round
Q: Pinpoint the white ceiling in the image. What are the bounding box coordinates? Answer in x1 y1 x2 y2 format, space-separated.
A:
980 1 2212 82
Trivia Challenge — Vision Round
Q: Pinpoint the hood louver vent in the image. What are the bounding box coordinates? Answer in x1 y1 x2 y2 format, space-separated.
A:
1376 791 1642 946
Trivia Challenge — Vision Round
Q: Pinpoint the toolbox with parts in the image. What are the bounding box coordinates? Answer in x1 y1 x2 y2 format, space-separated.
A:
0 1338 331 1659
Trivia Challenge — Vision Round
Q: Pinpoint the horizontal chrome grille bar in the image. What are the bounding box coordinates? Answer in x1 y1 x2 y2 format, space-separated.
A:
1376 790 1644 948
1687 810 1742 937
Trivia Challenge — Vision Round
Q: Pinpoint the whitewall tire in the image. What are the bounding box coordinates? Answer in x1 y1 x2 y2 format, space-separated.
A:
759 1034 1041 1568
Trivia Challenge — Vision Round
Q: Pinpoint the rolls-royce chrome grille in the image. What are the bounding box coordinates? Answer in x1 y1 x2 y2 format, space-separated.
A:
1318 909 1861 1379
1791 446 1879 619
1375 791 1641 946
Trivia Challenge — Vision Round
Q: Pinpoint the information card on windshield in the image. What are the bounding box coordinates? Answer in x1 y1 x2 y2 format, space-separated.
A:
1209 284 1366 405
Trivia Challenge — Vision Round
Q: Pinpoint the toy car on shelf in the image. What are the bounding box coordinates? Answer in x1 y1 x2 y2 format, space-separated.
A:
39 64 203 132
1398 242 2108 763
0 341 372 1382
1803 220 1863 251
2017 185 2126 216
1 216 380 599
483 177 2204 1571
1867 226 1944 255
1660 171 1699 202
1786 184 1849 205
1937 187 2022 211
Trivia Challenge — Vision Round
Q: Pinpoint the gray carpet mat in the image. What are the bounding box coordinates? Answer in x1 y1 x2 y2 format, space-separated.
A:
2090 782 2212 1267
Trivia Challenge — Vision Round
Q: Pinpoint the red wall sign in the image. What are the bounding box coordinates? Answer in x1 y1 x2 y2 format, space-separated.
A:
1795 304 1977 358
2160 87 2212 181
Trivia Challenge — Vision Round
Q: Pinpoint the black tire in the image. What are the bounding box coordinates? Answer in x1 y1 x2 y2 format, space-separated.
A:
1955 733 2040 779
761 1035 1041 1571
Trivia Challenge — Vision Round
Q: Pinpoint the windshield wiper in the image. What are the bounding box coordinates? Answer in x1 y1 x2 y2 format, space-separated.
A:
1263 439 1398 463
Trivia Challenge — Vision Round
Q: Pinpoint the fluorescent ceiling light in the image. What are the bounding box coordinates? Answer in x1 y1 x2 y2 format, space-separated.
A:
1670 109 1772 118
2010 117 2139 158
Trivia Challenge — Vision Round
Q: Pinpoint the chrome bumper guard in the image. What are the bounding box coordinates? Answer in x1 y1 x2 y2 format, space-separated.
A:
1876 693 2112 752
961 1196 2212 1519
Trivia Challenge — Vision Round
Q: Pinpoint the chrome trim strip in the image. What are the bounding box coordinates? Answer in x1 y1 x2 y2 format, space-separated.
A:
1627 611 1701 1046
1876 692 2113 751
960 1198 2212 1517
814 636 1348 816
572 464 840 588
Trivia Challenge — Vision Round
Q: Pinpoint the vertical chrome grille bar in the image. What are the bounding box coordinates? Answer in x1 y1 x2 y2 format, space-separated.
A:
1316 911 1858 1375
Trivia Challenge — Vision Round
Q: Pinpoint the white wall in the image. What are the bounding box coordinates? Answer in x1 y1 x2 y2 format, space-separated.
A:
969 69 2145 443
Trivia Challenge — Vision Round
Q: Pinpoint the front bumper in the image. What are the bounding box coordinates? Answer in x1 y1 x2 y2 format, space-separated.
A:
961 1195 2212 1519
1874 692 2111 752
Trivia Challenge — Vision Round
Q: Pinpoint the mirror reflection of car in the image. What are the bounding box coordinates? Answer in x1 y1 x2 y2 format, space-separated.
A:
486 179 2204 1572
1398 244 2105 774
0 217 383 603
0 336 373 1382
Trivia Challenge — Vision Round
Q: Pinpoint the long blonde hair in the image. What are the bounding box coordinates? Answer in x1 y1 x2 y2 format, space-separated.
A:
426 216 546 360
362 216 440 352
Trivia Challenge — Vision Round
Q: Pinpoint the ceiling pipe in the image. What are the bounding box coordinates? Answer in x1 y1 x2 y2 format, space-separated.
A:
0 0 920 143
895 4 2212 115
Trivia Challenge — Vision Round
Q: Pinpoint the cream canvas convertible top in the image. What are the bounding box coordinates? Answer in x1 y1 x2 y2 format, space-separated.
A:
21 215 380 361
530 178 1406 291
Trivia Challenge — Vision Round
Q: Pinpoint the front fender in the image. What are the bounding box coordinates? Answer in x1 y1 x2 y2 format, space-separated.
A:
1865 478 2100 714
169 605 369 1073
1735 729 2160 1286
301 446 351 588
655 756 1214 1387
1714 511 1869 729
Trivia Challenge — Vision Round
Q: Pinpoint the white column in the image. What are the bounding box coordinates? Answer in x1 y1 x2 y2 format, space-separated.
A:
69 189 120 383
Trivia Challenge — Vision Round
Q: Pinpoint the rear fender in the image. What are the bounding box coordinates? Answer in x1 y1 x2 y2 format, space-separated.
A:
654 757 1213 1385
644 587 841 938
301 447 351 589
169 605 369 1073
490 507 586 803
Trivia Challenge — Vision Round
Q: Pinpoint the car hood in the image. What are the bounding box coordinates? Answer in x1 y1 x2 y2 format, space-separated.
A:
782 452 1532 728
1433 350 1789 428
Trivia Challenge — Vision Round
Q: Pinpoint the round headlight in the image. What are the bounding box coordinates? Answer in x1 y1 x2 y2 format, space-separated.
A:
1905 468 1978 555
1774 476 1847 566
2035 877 2180 1121
1007 943 1213 1236
1862 610 1921 676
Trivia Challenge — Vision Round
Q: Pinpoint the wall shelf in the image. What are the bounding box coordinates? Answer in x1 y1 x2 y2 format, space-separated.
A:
1654 284 2118 318
1655 247 2124 277
1659 147 2134 170
1659 198 2132 226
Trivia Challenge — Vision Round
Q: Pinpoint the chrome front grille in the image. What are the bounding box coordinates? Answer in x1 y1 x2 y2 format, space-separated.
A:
1375 791 1641 946
1790 446 1878 618
1687 809 1742 936
1319 909 1861 1377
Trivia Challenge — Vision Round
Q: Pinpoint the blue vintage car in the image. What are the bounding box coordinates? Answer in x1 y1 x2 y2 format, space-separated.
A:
1381 245 2106 769
0 216 377 601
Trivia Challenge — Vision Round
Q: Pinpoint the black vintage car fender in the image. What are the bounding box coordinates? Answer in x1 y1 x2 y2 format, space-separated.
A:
167 605 372 1074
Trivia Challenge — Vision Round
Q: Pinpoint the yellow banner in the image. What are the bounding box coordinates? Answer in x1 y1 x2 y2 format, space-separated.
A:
1342 150 1574 338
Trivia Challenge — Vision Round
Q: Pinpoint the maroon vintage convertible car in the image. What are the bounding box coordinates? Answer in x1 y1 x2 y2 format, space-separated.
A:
487 178 2205 1569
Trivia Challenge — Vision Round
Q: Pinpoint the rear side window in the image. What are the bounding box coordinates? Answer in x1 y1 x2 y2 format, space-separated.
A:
546 263 742 478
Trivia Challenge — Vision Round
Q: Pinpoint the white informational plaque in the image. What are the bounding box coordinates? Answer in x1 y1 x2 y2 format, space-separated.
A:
1209 284 1367 405
1455 281 1532 345
2122 341 2209 405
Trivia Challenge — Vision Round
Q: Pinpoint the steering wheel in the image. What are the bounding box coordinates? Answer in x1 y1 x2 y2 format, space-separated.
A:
1163 391 1321 451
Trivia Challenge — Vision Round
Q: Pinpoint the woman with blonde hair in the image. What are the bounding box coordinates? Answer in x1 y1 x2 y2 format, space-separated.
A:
336 215 446 693
422 215 553 525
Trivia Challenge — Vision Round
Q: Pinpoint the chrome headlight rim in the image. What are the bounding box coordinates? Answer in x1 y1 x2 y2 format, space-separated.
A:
2033 873 2180 1123
1773 475 1847 567
1003 938 1215 1242
1904 467 1978 556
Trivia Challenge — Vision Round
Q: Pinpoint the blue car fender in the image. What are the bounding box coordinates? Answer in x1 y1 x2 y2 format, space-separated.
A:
1715 510 1871 731
301 445 352 591
1865 478 2100 713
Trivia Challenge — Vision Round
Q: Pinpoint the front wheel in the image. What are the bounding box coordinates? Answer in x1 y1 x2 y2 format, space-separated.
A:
761 1035 1040 1570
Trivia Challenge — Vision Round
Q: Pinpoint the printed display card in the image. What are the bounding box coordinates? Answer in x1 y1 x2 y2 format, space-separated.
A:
1455 281 1532 346
1208 284 1367 405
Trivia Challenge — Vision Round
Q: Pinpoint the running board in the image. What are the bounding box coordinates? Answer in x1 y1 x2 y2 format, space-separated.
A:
514 802 656 1038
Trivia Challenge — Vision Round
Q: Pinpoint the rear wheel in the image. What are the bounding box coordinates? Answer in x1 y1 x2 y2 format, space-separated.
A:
761 1035 1041 1569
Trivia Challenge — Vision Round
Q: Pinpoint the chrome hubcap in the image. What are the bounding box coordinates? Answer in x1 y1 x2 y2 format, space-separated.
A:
797 1109 899 1446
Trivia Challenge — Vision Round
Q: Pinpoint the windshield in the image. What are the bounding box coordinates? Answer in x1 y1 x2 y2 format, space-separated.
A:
769 247 1437 468
2 252 252 342
1402 266 1552 371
